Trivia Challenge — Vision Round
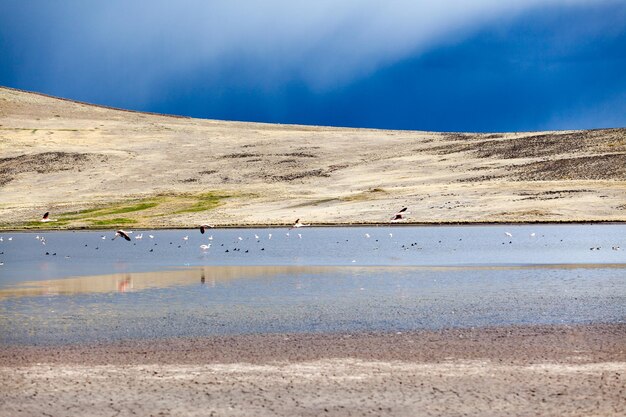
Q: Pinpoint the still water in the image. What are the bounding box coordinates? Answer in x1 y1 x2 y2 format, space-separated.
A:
0 225 625 344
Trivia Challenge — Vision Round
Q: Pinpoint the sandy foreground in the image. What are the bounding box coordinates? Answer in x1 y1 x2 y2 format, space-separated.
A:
0 324 624 416
1 87 625 229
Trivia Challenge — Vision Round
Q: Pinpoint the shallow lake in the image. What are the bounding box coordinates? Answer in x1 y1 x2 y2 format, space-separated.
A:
0 224 625 344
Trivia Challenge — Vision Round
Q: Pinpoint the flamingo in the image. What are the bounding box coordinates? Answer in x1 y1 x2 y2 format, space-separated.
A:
113 230 131 241
40 212 55 222
390 207 408 222
200 224 214 234
291 219 310 229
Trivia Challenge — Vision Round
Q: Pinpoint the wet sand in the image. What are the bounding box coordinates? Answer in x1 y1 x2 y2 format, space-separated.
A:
1 324 625 416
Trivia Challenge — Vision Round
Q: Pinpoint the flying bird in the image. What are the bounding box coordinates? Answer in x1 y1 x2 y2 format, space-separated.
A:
40 212 55 222
113 230 131 241
200 224 214 234
390 207 408 222
291 219 310 229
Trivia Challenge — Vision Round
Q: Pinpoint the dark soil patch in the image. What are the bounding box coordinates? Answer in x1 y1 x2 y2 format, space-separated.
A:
511 153 626 181
457 174 502 183
222 153 260 159
432 129 626 159
279 152 318 158
268 169 331 182
0 152 109 186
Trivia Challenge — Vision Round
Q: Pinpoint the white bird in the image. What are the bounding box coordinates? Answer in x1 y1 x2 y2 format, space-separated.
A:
254 234 260 240
183 235 189 241
200 224 214 234
238 236 243 241
149 235 154 239
389 233 393 238
0 237 3 242
207 235 213 240
365 233 370 238
113 230 131 241
505 232 513 237
268 233 272 240
7 237 12 241
390 207 408 222
101 235 106 240
298 233 302 239
200 244 211 250
134 233 143 240
530 232 536 237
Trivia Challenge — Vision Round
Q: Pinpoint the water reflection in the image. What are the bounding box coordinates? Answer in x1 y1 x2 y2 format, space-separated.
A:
2 263 625 300
0 265 338 299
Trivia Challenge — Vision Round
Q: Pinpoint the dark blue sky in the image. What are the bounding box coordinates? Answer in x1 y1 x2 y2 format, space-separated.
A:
1 1 625 132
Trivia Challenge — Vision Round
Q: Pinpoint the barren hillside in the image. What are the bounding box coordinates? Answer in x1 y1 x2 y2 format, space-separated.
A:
1 86 624 229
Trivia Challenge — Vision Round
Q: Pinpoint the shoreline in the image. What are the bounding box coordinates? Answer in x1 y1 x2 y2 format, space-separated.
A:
1 323 625 416
2 219 626 233
2 323 625 363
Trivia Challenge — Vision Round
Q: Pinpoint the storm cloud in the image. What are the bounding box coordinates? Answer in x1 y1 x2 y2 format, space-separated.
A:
1 0 625 131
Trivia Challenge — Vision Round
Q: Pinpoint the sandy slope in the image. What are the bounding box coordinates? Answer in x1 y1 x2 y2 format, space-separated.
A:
1 86 625 229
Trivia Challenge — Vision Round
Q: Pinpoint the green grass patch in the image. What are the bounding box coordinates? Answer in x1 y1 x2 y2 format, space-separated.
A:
89 218 137 226
60 200 161 220
21 191 231 230
173 192 229 214
23 220 70 228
